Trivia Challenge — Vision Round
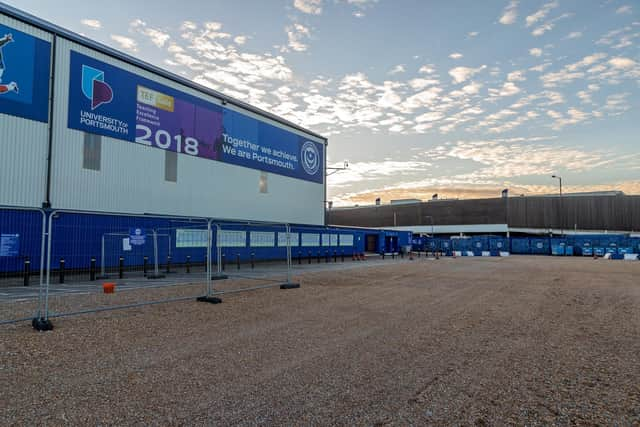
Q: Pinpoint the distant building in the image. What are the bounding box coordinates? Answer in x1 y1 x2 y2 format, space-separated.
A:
390 199 422 205
328 192 640 235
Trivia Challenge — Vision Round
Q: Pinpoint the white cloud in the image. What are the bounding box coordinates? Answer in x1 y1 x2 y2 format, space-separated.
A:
489 81 521 97
461 81 483 94
526 1 558 27
603 93 631 115
576 90 593 104
418 64 436 74
353 11 365 18
529 47 543 57
439 138 609 178
234 35 247 45
566 31 582 39
540 53 608 87
204 21 223 31
616 5 632 15
80 19 101 30
388 64 406 75
449 65 486 84
531 13 572 37
110 34 137 52
327 159 432 187
546 110 562 119
529 62 552 72
551 108 591 129
408 78 439 90
596 26 640 49
130 20 171 48
566 53 607 71
404 87 443 110
609 57 636 69
415 111 445 123
449 52 463 59
499 0 519 25
507 70 526 81
468 31 479 37
294 0 322 15
180 21 197 31
286 23 311 52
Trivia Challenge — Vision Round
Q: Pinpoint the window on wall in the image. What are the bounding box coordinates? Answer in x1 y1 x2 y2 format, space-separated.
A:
82 133 101 171
259 171 268 193
165 150 177 182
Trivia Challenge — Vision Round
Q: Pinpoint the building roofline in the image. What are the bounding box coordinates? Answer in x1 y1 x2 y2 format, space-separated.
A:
0 2 327 144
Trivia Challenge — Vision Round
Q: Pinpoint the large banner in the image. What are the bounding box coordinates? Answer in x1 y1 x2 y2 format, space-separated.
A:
0 24 51 122
67 51 323 184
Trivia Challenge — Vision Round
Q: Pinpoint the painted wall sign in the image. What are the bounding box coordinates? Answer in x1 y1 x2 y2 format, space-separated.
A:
0 24 50 122
0 233 19 257
67 51 323 183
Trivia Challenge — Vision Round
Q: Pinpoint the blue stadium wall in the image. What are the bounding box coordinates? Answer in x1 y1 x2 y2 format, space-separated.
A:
413 235 640 257
0 209 412 273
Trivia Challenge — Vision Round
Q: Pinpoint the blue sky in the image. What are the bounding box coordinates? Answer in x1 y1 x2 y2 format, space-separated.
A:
6 0 640 204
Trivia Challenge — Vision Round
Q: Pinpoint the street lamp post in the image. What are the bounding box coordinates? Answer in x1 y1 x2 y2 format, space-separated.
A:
551 175 563 236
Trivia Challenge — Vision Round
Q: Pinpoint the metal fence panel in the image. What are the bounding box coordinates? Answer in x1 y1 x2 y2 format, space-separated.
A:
0 206 46 325
42 211 211 322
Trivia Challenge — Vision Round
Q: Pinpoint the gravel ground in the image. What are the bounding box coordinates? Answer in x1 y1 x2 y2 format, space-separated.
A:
1 256 639 425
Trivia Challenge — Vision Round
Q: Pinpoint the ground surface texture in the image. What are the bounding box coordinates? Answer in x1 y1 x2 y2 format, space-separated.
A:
2 256 640 426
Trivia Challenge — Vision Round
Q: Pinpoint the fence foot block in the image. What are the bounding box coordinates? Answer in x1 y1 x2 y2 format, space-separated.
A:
32 317 54 331
280 283 300 289
211 275 228 281
196 296 222 304
147 274 166 279
96 275 110 280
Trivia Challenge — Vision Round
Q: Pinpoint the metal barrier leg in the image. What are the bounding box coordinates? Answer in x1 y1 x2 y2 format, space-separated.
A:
280 224 300 289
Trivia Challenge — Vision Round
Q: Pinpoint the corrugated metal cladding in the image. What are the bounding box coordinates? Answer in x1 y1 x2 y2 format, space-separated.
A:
328 195 640 232
0 10 326 225
0 14 51 207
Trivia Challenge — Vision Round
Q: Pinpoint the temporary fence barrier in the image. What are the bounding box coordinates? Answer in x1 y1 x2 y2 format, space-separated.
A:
0 206 47 326
36 211 211 329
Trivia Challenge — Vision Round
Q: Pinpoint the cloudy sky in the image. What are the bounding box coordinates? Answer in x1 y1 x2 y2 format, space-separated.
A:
7 0 640 205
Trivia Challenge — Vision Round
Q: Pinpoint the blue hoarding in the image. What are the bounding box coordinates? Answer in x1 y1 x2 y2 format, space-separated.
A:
0 24 51 122
67 51 323 183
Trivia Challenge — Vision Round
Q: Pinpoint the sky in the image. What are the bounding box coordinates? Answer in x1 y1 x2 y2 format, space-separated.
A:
5 0 640 205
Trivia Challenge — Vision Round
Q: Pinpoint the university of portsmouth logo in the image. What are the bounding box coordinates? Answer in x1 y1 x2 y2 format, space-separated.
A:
81 64 113 110
301 141 320 176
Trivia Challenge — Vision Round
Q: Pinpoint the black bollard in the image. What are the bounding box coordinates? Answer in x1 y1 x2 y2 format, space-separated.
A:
333 250 337 263
325 250 330 263
381 252 385 260
90 257 96 281
23 258 30 287
186 255 191 274
59 258 65 284
119 256 124 279
317 252 321 264
166 255 172 274
236 253 240 270
401 251 404 259
341 251 345 262
308 251 312 264
222 253 226 271
392 252 395 260
143 256 149 277
251 252 255 269
298 251 302 265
